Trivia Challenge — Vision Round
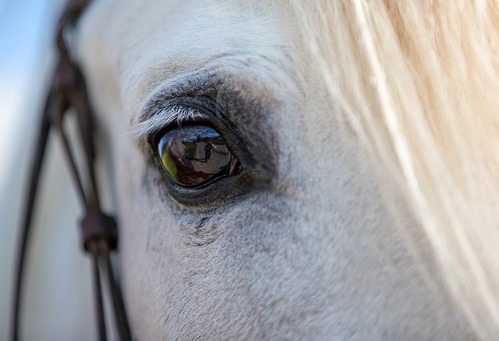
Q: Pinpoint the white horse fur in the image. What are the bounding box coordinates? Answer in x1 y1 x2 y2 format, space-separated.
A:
62 0 499 339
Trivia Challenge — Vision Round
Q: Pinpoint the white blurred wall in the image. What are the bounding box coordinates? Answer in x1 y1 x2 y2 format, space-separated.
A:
0 1 94 339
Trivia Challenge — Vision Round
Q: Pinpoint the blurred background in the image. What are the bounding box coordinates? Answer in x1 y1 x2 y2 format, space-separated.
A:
0 0 94 339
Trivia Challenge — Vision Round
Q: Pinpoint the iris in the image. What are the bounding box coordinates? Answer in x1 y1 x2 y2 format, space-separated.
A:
157 125 238 187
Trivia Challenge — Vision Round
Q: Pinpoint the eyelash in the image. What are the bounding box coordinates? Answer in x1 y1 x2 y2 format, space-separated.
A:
135 105 208 146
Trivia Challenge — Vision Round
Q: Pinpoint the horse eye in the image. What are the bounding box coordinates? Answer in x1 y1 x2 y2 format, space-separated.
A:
157 125 240 188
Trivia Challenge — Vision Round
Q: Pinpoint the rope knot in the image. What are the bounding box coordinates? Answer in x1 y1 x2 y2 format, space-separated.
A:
80 211 118 251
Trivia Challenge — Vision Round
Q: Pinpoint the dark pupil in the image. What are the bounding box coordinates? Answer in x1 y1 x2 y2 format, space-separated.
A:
158 125 233 187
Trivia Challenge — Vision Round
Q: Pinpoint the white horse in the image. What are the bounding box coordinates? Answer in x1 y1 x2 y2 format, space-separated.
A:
5 0 499 339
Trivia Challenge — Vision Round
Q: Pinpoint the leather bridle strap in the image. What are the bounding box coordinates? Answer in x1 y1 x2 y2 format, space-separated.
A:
11 0 132 340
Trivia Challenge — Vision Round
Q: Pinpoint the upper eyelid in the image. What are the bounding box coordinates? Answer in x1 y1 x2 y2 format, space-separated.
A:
131 54 288 136
130 104 209 142
127 70 223 148
133 69 222 124
128 64 280 161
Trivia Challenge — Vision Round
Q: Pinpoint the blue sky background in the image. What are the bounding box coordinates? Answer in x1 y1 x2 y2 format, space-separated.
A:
0 0 60 182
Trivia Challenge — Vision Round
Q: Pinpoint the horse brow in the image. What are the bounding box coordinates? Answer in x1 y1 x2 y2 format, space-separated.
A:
128 68 225 138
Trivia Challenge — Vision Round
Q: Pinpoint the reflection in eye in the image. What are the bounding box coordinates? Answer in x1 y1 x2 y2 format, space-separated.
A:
157 125 239 187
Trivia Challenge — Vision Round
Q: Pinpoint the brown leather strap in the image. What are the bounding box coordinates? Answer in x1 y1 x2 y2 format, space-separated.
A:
12 1 132 340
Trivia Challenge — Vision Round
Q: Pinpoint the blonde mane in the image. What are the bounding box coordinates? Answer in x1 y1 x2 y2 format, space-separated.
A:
288 1 499 339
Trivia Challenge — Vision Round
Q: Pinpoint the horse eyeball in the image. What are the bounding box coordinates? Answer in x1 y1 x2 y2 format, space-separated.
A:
157 125 238 188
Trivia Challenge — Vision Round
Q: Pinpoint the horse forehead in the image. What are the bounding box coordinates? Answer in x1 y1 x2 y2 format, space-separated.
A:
81 0 290 115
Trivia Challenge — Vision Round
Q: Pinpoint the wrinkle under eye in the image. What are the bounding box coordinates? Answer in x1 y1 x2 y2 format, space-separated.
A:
157 125 240 188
